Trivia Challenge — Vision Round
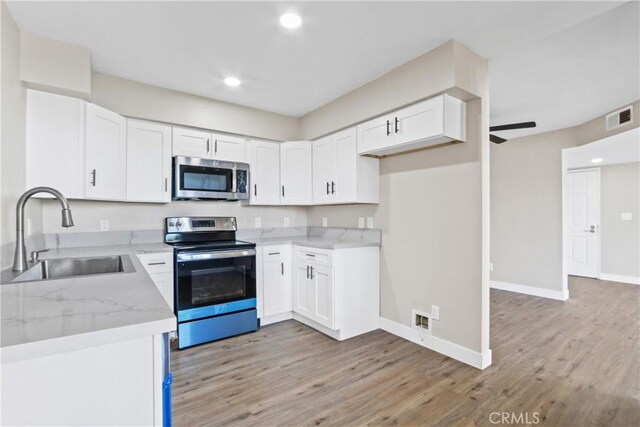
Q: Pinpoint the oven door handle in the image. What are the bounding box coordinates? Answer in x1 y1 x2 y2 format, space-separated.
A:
177 249 256 262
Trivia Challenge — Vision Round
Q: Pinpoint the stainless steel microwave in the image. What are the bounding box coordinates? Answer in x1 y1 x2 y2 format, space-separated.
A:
172 156 249 201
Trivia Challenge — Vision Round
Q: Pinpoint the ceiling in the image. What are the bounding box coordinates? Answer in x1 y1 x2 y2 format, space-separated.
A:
7 1 640 138
566 127 640 169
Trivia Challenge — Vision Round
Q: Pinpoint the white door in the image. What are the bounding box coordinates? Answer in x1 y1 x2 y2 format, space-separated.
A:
332 127 358 203
126 119 172 203
212 133 246 162
393 96 444 146
293 260 313 317
356 114 393 155
310 263 334 329
172 127 211 158
85 103 127 200
568 169 600 278
26 90 85 199
312 135 334 204
280 141 313 205
248 140 281 205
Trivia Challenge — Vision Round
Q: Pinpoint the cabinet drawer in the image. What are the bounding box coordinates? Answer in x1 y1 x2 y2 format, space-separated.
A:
295 246 333 266
263 244 290 260
137 252 173 274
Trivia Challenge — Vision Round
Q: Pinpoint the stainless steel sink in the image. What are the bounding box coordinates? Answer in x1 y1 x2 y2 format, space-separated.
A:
11 255 135 283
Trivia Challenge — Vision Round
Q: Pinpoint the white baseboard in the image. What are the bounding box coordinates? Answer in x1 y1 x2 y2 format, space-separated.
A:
600 273 640 285
379 317 492 370
260 311 293 326
491 280 569 301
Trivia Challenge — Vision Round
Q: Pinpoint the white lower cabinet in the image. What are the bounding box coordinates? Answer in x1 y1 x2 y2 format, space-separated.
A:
137 252 174 311
258 243 380 340
257 245 292 325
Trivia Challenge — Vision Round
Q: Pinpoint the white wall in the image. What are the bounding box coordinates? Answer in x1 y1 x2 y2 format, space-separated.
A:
600 162 640 278
1 2 42 246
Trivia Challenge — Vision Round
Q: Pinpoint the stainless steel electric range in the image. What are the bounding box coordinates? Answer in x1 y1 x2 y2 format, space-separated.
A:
165 216 257 349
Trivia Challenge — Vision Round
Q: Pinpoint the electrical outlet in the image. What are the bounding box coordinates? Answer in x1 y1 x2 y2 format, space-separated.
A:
322 217 328 227
490 262 494 272
411 308 431 335
431 305 440 320
621 212 633 221
358 217 365 229
254 217 262 228
366 217 374 228
99 219 109 231
283 217 290 227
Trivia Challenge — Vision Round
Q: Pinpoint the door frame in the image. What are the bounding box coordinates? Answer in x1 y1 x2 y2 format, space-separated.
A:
561 153 601 296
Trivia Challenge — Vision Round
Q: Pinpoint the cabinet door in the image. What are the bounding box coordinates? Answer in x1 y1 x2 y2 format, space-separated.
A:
26 90 85 199
293 260 313 317
248 140 281 205
332 127 358 203
126 119 172 203
149 272 174 311
392 96 444 146
212 133 246 162
172 127 211 158
280 141 312 205
356 115 393 155
312 135 334 204
263 258 286 317
85 103 127 200
310 263 334 329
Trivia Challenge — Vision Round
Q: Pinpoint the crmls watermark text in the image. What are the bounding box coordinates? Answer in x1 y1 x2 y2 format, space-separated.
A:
489 412 541 424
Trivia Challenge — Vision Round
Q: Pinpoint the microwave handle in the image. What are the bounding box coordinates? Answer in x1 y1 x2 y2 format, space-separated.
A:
177 249 256 262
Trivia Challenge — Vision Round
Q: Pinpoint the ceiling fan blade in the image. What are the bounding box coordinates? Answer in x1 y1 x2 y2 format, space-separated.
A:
490 134 507 144
490 121 537 132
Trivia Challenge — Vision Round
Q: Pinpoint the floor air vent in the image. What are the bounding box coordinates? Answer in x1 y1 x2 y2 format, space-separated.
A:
606 105 633 131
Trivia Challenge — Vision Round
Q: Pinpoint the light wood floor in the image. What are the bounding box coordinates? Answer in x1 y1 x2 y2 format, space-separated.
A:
171 277 639 426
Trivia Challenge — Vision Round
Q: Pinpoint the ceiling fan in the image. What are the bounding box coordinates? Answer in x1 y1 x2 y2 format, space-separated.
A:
490 121 537 144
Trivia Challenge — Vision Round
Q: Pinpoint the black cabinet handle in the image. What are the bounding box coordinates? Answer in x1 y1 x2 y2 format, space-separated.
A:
309 266 314 280
282 185 285 197
386 120 390 136
268 252 280 255
215 140 218 154
306 265 310 278
165 178 168 192
331 181 335 194
206 139 210 153
91 169 96 186
326 182 330 194
306 253 316 257
254 184 257 196
281 262 284 275
395 117 399 133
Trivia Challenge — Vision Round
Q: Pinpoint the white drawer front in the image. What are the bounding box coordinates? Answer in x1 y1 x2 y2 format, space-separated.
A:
295 246 333 266
137 252 173 274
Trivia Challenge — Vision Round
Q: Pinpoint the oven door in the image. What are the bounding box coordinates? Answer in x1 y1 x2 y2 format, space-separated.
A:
175 248 256 322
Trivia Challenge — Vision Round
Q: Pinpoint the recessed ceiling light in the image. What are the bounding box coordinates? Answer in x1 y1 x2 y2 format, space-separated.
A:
280 13 302 29
591 158 603 164
223 77 241 87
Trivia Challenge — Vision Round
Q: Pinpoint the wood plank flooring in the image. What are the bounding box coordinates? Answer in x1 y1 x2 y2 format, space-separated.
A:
171 276 639 426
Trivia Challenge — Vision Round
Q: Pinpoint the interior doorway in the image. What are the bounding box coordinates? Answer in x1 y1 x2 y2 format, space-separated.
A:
562 127 640 294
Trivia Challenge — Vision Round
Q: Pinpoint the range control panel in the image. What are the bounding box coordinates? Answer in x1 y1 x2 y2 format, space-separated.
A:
165 217 237 233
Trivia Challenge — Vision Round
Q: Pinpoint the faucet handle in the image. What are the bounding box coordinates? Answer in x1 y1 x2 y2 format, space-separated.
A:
30 249 49 263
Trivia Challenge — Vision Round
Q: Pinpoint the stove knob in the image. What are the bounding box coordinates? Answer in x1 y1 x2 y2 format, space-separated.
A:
176 222 182 228
168 222 175 227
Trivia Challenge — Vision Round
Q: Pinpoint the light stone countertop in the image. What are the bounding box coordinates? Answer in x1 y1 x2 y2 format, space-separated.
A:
0 243 176 363
247 236 381 249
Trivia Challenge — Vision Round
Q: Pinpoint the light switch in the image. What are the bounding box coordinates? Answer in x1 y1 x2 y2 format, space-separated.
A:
254 217 262 228
322 217 328 227
358 217 365 229
283 217 290 227
621 212 633 221
366 217 374 229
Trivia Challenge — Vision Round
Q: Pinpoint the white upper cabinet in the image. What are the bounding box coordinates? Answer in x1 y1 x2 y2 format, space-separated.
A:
126 119 172 203
172 127 247 162
26 90 85 199
172 127 211 158
247 139 281 205
357 94 466 157
211 133 246 162
312 126 379 205
280 141 313 205
84 103 127 200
